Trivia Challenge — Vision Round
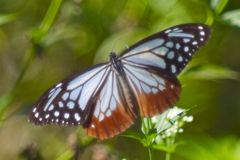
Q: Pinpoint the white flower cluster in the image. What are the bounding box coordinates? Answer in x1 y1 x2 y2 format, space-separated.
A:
153 106 194 139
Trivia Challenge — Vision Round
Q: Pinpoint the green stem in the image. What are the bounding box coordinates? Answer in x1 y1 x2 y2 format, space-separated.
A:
214 0 229 15
165 137 174 160
39 0 62 34
165 152 171 160
148 146 154 160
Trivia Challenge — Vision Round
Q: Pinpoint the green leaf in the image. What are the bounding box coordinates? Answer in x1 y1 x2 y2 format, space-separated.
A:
0 93 14 114
55 149 73 160
154 109 170 133
210 0 221 10
141 117 152 135
122 130 145 142
0 13 18 25
183 64 240 81
222 9 240 27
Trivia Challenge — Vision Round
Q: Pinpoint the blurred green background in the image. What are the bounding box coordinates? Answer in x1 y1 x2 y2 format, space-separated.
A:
1 0 240 159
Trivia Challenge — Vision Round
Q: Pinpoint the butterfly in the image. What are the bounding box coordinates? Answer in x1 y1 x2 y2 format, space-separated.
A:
28 23 212 139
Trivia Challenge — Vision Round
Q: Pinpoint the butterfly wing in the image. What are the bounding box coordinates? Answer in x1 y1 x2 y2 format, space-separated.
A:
123 64 181 117
28 63 111 126
121 23 212 77
120 23 212 117
83 70 137 139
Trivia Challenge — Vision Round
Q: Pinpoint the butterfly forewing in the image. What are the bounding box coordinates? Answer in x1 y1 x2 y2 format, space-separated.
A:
121 23 212 77
28 63 111 126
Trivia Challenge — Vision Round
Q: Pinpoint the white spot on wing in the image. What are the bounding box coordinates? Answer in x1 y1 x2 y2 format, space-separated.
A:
171 65 177 73
183 38 190 43
45 114 50 119
64 113 70 119
56 83 62 88
70 86 81 101
200 31 205 35
178 56 183 62
192 41 198 45
94 101 100 117
184 46 189 52
159 84 165 91
152 47 168 56
152 88 158 94
168 33 194 38
176 43 180 49
48 104 54 111
54 111 60 117
167 51 175 59
67 101 75 109
165 29 171 33
62 92 69 101
74 113 81 121
152 74 165 85
174 29 183 33
99 113 104 121
110 98 117 111
141 82 151 93
34 112 39 118
106 110 111 117
166 42 173 48
58 101 64 108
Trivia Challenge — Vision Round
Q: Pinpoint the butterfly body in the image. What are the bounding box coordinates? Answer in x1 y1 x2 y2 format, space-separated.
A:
28 23 212 139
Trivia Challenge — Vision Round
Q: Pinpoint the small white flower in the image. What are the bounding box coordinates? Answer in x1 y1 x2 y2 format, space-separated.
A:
187 115 194 122
178 128 184 133
166 131 172 137
167 106 185 119
173 128 178 133
151 116 157 123
183 115 194 122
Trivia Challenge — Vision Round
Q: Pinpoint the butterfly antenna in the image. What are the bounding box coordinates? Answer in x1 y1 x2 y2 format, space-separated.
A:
111 38 122 53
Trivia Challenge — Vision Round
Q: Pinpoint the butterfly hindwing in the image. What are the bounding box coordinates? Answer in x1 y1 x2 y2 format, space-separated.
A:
124 64 181 117
83 70 137 139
